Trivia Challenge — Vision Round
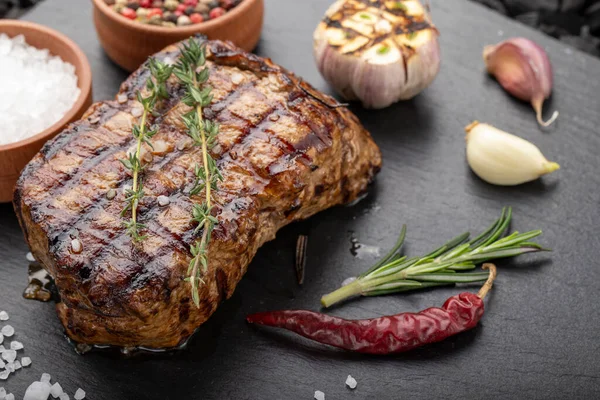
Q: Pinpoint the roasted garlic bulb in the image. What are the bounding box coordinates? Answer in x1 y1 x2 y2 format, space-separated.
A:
313 0 440 109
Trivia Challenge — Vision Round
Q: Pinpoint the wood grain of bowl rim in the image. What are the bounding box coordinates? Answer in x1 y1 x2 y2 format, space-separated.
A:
0 20 93 153
91 0 261 35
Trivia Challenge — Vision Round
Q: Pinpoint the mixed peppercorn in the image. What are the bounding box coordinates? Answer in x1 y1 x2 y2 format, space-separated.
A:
105 0 243 27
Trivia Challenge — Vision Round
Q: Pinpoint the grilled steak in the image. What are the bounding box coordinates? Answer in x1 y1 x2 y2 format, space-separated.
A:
14 38 382 349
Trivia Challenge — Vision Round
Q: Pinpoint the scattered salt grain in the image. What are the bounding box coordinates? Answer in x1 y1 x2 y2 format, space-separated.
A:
314 390 325 400
13 361 21 370
0 387 5 396
0 335 3 344
50 382 63 398
24 381 51 400
1 350 16 363
74 388 85 400
5 363 14 373
10 341 23 351
21 357 32 367
117 94 128 103
70 239 83 254
41 373 51 383
0 359 4 368
0 312 8 321
26 252 36 262
0 371 8 381
131 107 143 117
5 393 14 400
1 326 14 337
59 394 70 400
157 195 170 207
345 374 357 389
0 34 81 146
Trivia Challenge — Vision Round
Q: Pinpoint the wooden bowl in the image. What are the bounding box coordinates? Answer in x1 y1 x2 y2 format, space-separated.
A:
0 20 93 203
91 0 264 72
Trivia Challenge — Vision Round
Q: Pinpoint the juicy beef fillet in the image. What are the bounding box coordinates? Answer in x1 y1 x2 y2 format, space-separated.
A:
14 38 382 348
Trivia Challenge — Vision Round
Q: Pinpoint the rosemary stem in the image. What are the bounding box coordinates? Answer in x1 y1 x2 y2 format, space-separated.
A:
320 280 363 308
131 109 148 224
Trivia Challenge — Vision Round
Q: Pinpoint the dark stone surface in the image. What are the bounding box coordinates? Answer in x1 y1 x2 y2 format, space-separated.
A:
0 0 599 399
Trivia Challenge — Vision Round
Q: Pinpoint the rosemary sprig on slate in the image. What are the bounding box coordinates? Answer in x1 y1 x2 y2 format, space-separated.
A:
121 58 173 241
174 39 222 306
321 207 548 307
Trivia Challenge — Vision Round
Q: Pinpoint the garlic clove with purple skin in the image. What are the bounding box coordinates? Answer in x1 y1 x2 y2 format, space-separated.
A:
313 0 441 109
483 38 559 128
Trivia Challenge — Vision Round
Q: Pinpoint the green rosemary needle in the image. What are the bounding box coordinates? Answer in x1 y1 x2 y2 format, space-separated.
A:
120 58 173 241
174 39 222 306
321 207 548 307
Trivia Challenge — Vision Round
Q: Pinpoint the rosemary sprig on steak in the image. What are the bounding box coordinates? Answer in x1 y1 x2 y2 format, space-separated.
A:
174 39 222 306
120 58 173 241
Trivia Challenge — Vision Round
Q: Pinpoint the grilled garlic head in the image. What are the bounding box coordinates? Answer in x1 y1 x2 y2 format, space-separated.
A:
313 0 440 109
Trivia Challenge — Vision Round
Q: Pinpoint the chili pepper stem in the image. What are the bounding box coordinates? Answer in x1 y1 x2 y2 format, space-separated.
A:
477 263 497 299
320 280 363 308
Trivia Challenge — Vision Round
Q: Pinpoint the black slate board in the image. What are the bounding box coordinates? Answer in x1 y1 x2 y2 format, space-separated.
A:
1 0 600 399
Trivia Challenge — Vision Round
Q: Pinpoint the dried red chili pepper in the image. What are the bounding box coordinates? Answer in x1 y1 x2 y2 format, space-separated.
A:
247 264 497 354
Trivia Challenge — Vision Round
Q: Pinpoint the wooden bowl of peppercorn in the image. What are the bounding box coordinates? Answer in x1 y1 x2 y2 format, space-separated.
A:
92 0 264 72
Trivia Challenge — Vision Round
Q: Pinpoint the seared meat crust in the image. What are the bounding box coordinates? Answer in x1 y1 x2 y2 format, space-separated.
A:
14 39 381 348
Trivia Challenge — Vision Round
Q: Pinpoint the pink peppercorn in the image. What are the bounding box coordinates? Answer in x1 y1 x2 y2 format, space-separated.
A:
121 7 137 19
184 0 199 6
209 7 225 19
176 3 187 13
147 8 163 17
190 13 204 23
139 0 152 8
175 10 184 16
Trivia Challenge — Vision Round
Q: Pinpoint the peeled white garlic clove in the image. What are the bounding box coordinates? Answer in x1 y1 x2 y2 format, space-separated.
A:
313 0 440 109
465 121 559 186
483 38 558 127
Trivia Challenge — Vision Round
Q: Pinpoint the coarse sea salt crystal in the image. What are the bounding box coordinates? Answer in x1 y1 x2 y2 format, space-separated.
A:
74 388 85 400
50 382 63 398
13 361 21 370
5 393 14 400
345 374 357 389
24 381 51 400
5 363 14 373
1 326 14 337
21 357 32 367
26 252 36 262
0 387 5 397
0 34 80 146
0 334 3 344
0 359 4 368
0 370 9 381
0 312 8 321
314 390 325 400
1 350 16 363
10 341 23 351
59 394 70 400
41 373 51 383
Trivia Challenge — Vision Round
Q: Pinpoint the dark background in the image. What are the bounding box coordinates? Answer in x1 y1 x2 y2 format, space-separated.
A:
1 0 600 399
3 0 600 56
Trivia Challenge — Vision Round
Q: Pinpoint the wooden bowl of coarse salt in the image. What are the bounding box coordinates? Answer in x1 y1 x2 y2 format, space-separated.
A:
0 20 93 203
